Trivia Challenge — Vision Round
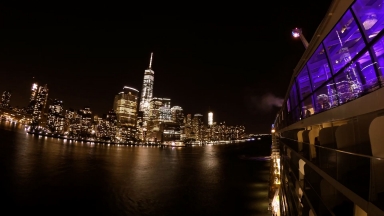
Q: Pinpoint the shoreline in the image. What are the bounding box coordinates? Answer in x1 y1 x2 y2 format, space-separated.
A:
25 131 256 147
26 131 177 147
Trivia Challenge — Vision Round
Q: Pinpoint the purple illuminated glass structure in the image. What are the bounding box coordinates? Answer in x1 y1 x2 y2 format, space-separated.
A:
289 82 299 111
288 82 300 122
307 45 332 89
353 0 384 42
372 36 384 84
285 0 384 121
297 68 311 100
296 68 313 118
323 10 366 73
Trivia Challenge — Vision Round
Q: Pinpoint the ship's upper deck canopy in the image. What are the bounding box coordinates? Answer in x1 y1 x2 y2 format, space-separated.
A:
276 0 384 129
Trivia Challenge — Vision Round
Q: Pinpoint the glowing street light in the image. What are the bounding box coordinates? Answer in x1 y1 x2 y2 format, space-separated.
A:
292 28 309 49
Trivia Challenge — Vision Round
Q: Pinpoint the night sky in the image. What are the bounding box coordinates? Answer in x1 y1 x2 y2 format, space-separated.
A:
0 1 332 133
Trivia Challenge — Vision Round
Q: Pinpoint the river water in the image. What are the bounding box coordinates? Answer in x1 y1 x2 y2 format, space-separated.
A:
0 121 271 216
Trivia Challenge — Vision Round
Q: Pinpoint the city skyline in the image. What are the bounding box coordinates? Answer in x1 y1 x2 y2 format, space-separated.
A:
0 0 332 133
0 52 249 132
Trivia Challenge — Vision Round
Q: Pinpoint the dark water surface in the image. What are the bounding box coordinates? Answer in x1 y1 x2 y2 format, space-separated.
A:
0 122 271 216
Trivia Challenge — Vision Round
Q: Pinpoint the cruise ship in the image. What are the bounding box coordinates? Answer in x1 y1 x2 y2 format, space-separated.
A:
271 0 384 215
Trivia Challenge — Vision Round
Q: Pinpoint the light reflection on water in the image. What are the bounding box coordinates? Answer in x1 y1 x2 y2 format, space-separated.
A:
0 122 271 216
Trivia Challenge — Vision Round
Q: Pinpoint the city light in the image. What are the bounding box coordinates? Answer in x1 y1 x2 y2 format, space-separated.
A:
208 112 213 126
1 52 248 146
32 83 38 90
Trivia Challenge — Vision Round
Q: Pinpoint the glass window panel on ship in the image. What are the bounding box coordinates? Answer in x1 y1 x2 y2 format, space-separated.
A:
357 51 380 92
301 96 315 119
352 0 384 42
332 52 376 104
289 82 299 112
335 57 363 104
292 106 301 122
297 68 312 101
307 44 333 90
324 10 366 73
313 79 338 113
372 35 384 84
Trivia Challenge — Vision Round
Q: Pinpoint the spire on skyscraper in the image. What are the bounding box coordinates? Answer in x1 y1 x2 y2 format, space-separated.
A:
149 52 153 69
139 52 155 121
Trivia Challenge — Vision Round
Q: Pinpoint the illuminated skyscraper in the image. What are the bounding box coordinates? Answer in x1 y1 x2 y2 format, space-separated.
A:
148 98 171 133
184 114 193 138
139 52 154 121
171 106 185 140
193 114 203 141
208 112 213 126
159 98 171 122
0 91 11 108
113 86 139 141
104 109 118 141
171 106 184 125
47 99 64 134
65 109 78 135
30 83 38 102
78 107 92 138
27 83 39 114
113 86 139 127
30 84 49 126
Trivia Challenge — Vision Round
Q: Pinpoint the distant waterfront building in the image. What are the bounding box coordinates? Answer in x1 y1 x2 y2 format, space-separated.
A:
27 83 38 114
171 106 184 125
184 114 193 139
148 98 172 131
29 83 49 126
0 91 11 108
148 98 163 132
159 98 171 122
161 122 181 143
208 112 213 126
47 99 64 134
30 83 38 104
64 109 78 136
171 106 184 139
113 86 139 140
78 107 92 138
139 52 154 121
193 114 203 141
105 109 118 141
186 114 192 126
136 111 145 141
144 97 170 141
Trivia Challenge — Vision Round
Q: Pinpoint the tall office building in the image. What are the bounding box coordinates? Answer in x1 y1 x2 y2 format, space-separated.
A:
171 106 184 125
113 86 139 141
65 109 78 135
159 98 171 122
113 86 139 128
30 84 49 126
147 98 168 132
208 112 213 126
27 83 38 114
193 114 203 141
0 91 11 108
171 106 185 140
104 109 118 140
47 99 64 133
139 52 154 120
78 107 92 138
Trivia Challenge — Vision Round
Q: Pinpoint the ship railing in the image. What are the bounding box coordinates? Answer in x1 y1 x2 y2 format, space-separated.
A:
279 136 384 215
